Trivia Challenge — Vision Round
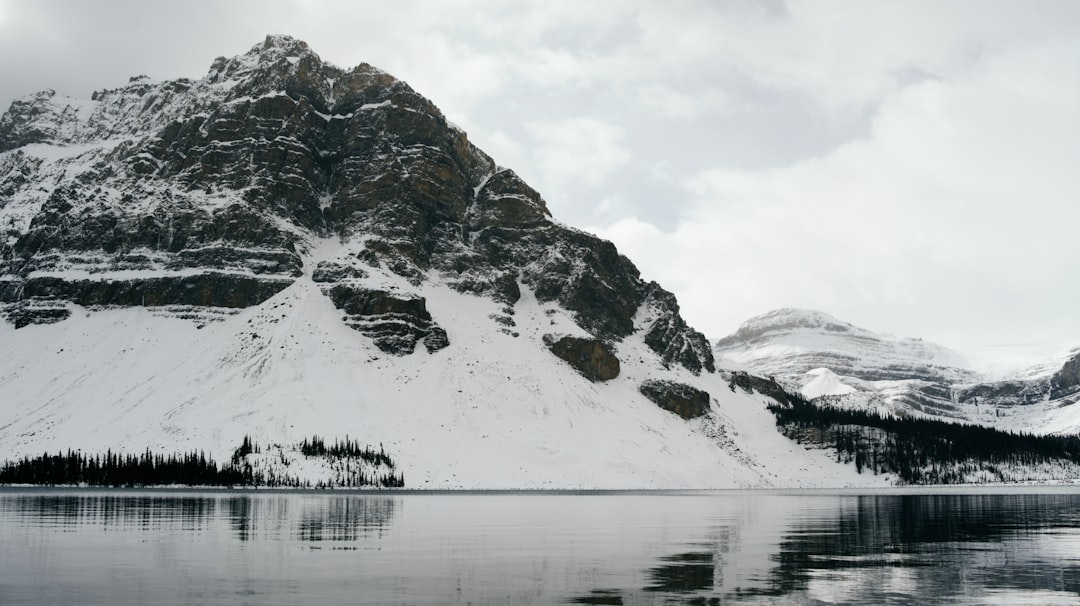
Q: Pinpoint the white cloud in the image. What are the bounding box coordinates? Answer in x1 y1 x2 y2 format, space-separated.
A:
453 120 533 180
525 117 631 190
593 35 1080 351
634 0 1080 111
637 85 730 119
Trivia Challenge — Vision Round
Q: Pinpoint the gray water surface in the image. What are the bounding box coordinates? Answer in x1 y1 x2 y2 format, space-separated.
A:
1 488 1078 605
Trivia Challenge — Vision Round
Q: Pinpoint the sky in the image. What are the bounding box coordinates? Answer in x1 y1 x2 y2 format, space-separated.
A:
2 0 1079 361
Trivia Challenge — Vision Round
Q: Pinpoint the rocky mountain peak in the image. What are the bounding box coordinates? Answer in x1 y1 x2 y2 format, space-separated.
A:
0 36 713 377
210 34 320 76
209 35 334 108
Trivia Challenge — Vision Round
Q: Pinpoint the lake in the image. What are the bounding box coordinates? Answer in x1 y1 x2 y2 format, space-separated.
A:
1 488 1078 605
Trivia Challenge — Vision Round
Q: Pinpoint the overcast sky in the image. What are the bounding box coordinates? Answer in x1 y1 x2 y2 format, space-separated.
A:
2 1 1079 361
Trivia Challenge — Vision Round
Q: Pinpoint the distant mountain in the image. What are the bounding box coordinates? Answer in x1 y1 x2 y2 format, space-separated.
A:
714 308 975 383
0 36 876 489
715 308 1080 434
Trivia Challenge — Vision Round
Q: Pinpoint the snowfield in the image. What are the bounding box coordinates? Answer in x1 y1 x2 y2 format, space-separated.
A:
0 238 889 490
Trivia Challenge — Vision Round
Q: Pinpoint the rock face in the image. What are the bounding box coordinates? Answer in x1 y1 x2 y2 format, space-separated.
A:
639 380 711 419
1051 352 1080 402
0 35 713 373
643 287 716 374
8 272 290 308
543 334 620 382
325 284 448 355
726 371 805 408
951 349 1080 410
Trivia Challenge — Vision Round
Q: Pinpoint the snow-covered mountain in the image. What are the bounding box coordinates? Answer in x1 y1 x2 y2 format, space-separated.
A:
0 36 887 489
715 308 1080 434
714 309 975 384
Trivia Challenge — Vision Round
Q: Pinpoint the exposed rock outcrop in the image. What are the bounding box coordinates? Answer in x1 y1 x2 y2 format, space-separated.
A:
726 371 805 408
639 380 711 419
1 273 290 309
1051 352 1080 402
325 284 448 355
543 334 620 382
642 286 715 374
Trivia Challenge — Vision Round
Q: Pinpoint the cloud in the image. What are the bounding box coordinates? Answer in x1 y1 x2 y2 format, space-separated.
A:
592 35 1080 351
525 117 632 190
637 85 730 119
627 1 1080 113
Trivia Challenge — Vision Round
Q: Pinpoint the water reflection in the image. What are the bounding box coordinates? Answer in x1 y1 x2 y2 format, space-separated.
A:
567 492 1080 605
296 496 395 542
1 491 398 542
644 549 714 594
1 489 1079 605
4 493 218 531
768 494 1080 603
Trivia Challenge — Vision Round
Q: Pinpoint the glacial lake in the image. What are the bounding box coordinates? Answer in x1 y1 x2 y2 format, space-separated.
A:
1 488 1079 605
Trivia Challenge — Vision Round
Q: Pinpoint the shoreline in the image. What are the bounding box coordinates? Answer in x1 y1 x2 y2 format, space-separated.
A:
3 482 1080 495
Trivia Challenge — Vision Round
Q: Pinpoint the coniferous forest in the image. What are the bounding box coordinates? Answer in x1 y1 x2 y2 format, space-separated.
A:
0 449 249 487
298 436 394 467
767 393 1080 484
0 435 404 488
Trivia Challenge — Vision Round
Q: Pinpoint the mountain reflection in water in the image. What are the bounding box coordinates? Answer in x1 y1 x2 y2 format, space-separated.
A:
1 489 1078 605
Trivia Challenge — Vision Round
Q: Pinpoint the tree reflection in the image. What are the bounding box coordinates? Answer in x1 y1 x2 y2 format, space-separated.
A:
296 496 395 542
644 550 714 594
567 589 624 604
2 493 217 531
568 493 1080 604
1 491 398 544
222 494 397 542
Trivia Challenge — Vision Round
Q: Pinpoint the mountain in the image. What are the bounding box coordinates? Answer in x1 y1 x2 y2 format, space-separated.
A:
0 36 881 489
715 308 1080 434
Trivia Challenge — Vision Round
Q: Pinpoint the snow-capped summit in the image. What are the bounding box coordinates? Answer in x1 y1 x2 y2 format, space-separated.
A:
715 308 974 384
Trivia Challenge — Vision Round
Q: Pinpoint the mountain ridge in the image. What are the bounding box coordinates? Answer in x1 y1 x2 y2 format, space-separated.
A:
715 307 1080 435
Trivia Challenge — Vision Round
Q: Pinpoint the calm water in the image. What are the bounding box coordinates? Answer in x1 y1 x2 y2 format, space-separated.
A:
1 488 1079 605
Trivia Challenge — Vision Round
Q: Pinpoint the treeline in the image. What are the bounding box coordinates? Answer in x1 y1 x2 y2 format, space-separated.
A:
298 436 394 467
769 396 1080 484
0 449 253 487
1 435 405 488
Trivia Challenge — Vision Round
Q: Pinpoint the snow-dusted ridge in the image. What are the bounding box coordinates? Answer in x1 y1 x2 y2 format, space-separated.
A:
715 308 1080 435
716 308 974 379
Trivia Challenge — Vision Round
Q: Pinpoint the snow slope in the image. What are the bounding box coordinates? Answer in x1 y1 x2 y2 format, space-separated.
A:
0 238 884 489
